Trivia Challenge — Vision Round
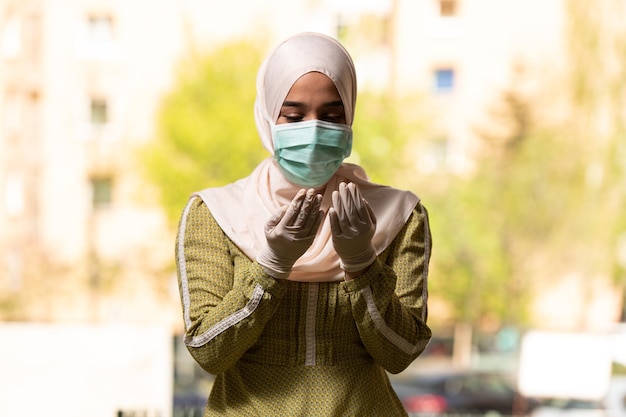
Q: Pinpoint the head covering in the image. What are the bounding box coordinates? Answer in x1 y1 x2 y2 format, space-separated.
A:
254 32 357 151
195 32 419 282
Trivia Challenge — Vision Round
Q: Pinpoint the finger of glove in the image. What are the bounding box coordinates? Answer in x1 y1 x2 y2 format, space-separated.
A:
285 193 322 239
328 207 341 236
342 183 375 233
340 183 357 219
282 189 307 228
265 206 288 234
364 199 377 227
329 206 355 241
332 188 350 226
330 192 352 236
330 207 370 262
342 183 369 236
352 196 375 231
292 189 317 229
348 183 369 223
301 194 323 233
310 208 324 236
348 200 376 244
330 209 355 257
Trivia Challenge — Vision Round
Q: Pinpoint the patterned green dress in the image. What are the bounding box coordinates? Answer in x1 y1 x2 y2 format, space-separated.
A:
176 196 432 416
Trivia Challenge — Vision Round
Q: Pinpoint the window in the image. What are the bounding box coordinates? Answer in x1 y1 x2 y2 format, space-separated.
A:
91 177 112 209
426 0 462 37
4 173 25 217
1 15 21 59
88 15 113 45
90 98 108 126
434 68 455 93
80 14 114 59
22 13 42 63
439 0 458 17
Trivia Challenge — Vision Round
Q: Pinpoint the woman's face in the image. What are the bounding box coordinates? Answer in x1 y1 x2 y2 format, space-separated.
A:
276 72 346 125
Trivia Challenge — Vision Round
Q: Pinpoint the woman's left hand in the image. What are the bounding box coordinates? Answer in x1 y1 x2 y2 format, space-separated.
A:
329 182 377 274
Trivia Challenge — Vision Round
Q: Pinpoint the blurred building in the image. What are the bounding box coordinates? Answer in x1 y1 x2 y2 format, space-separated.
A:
0 0 191 324
0 0 621 330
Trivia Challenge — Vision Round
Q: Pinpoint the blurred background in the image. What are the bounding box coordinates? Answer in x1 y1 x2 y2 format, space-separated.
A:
1 0 625 416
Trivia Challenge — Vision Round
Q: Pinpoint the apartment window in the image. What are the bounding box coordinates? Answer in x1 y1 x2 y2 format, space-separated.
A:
434 68 455 93
91 177 112 209
90 98 108 126
439 0 458 17
4 173 25 217
88 15 113 44
82 14 114 59
22 13 42 63
1 15 21 59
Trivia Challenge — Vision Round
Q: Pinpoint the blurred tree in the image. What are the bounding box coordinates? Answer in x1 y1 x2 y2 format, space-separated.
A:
422 0 626 331
424 83 548 328
564 0 626 322
351 90 427 186
138 40 268 226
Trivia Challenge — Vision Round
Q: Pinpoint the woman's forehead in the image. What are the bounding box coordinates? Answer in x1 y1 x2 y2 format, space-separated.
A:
284 72 341 101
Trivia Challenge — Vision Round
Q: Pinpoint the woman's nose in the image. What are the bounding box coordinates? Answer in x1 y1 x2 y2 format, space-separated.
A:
302 112 319 121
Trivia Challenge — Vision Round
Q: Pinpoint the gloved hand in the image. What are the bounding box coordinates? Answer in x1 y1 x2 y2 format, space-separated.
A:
329 182 377 272
257 188 324 279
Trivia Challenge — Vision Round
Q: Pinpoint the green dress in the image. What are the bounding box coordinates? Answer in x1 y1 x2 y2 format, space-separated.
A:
176 196 432 416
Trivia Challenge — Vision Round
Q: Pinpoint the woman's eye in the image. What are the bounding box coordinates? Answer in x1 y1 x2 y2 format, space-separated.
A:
284 114 303 123
322 114 343 123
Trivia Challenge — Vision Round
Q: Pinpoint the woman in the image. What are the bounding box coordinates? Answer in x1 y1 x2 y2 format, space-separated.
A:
176 32 432 416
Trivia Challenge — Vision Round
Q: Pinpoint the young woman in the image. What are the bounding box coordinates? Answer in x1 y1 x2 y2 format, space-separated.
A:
176 32 432 416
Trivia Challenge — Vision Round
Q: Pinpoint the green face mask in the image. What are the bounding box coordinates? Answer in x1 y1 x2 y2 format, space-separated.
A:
272 120 353 188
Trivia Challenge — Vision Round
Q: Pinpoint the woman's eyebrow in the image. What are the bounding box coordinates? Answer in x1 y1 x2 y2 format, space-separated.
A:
281 100 304 107
323 100 344 108
281 100 344 108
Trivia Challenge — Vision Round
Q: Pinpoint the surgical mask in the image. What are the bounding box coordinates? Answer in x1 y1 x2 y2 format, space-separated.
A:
272 120 352 188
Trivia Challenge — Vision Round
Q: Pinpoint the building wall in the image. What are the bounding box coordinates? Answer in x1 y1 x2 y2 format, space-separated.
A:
0 0 621 329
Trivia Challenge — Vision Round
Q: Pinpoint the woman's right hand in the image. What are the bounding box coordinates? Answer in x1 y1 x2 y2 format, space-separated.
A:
256 188 323 279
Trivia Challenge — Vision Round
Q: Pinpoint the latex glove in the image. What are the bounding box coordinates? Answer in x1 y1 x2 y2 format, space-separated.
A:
257 188 324 279
329 182 377 272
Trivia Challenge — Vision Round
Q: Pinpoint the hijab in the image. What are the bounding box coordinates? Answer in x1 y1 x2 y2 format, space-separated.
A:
195 32 419 282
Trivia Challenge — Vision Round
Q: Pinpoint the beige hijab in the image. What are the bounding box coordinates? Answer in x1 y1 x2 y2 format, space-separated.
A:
196 32 419 282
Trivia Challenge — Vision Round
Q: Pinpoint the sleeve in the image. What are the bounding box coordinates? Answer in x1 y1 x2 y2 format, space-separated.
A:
175 196 286 375
341 202 432 374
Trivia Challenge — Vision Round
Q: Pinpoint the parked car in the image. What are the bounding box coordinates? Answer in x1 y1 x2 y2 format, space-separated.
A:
391 369 537 416
173 389 207 417
529 377 626 417
530 398 608 417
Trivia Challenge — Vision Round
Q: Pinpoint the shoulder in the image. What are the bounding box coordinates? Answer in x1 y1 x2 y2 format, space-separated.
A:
405 201 431 232
179 195 220 232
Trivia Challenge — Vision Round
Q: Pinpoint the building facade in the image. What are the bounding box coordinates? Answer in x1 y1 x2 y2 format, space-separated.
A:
0 0 622 330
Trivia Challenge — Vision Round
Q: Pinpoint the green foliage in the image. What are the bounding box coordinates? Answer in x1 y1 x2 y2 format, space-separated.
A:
425 73 626 328
565 0 626 287
351 90 427 186
424 84 594 327
139 40 268 226
613 361 626 376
